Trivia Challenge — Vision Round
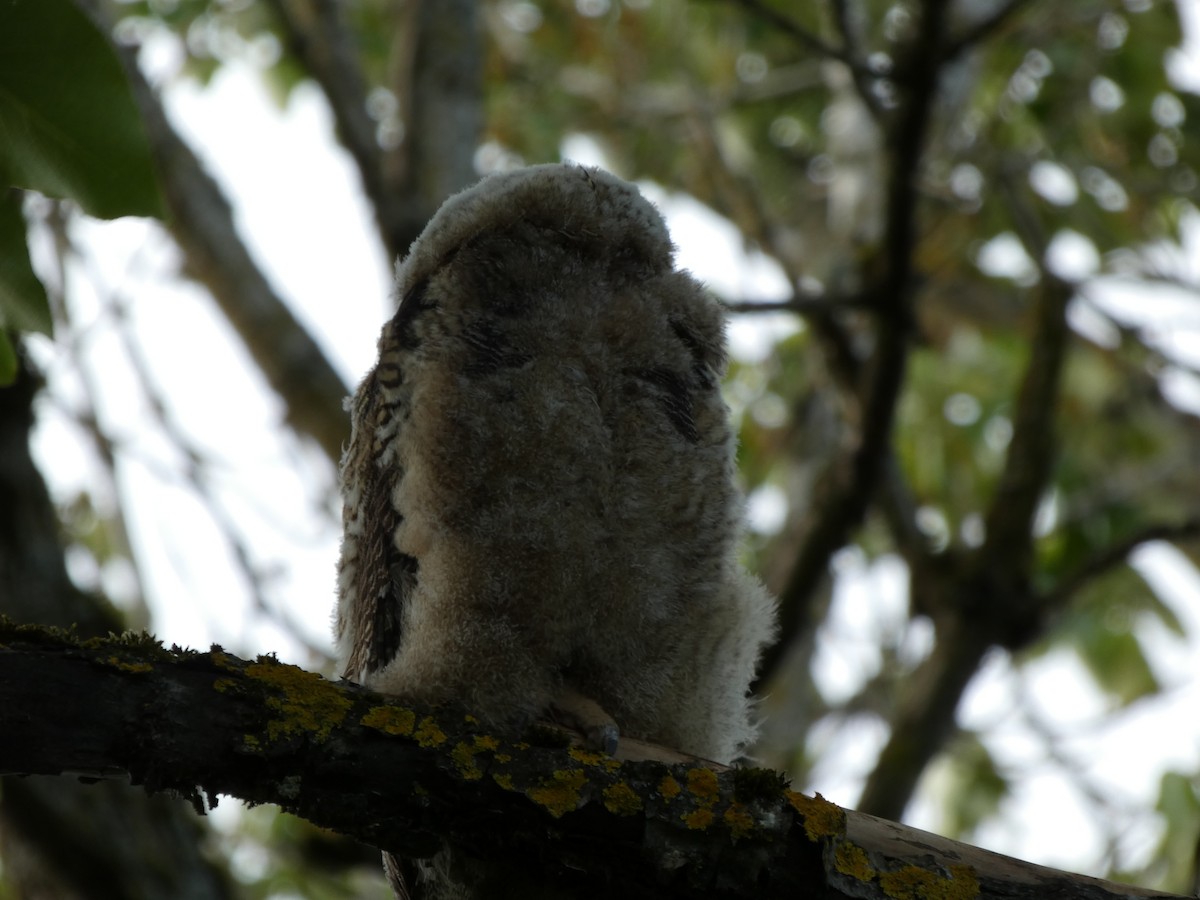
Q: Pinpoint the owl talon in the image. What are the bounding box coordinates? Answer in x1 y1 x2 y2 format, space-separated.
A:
588 722 620 756
549 687 620 756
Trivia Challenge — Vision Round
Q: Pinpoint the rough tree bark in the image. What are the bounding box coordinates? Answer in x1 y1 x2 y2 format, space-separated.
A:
0 626 1184 900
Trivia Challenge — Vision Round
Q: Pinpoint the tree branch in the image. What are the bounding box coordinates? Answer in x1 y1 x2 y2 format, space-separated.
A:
856 593 992 820
0 627 1184 900
757 0 952 689
829 0 885 118
858 178 1074 820
721 291 874 316
73 0 352 466
714 0 886 82
981 183 1071 577
396 0 484 234
1044 518 1200 610
943 0 1033 62
262 0 415 263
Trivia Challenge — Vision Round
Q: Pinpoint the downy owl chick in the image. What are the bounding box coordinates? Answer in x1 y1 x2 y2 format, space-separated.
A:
335 163 776 897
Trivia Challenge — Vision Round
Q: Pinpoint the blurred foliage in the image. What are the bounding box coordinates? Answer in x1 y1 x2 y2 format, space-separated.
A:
933 732 1008 839
5 0 1200 895
0 0 163 219
214 805 391 900
1142 771 1200 890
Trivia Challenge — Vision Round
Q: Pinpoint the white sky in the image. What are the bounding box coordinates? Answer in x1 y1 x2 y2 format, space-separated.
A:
22 5 1200 885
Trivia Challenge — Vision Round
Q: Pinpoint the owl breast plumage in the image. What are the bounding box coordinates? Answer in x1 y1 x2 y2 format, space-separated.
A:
335 163 775 767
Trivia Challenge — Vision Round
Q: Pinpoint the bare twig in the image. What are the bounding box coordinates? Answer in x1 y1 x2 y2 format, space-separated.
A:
37 202 152 626
722 292 874 316
262 0 414 262
1044 519 1200 610
106 291 336 665
943 0 1033 62
829 0 886 118
713 0 886 80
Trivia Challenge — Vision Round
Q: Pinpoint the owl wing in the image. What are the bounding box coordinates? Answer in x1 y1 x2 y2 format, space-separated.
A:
335 287 425 682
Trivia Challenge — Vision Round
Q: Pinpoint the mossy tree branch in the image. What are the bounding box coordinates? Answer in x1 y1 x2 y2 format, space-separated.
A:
0 625 1183 900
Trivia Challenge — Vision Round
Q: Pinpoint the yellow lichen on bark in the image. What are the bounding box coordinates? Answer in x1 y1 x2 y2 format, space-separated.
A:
452 735 501 781
685 767 719 801
834 841 874 882
787 790 847 841
568 747 621 772
602 781 643 816
835 840 981 900
243 660 352 743
878 864 980 900
723 802 756 841
658 774 682 800
103 656 153 673
528 769 587 818
413 716 447 748
361 705 417 736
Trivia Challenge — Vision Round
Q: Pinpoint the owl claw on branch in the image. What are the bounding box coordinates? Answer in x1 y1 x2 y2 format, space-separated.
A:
548 686 620 756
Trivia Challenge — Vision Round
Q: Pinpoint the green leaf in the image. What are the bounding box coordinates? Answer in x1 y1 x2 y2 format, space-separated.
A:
0 331 17 385
0 189 51 336
1149 772 1200 893
937 733 1009 840
0 0 163 219
1074 624 1160 708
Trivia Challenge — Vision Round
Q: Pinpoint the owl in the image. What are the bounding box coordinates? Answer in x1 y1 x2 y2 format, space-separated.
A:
335 163 776 897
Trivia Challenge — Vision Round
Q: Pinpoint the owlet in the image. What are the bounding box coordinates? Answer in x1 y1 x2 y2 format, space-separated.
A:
335 163 776 897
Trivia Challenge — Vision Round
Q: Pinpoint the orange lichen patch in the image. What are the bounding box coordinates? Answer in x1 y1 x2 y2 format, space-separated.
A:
787 790 846 841
493 773 515 791
361 705 417 736
414 716 447 748
658 775 682 800
244 660 352 743
834 841 874 882
602 782 643 816
685 767 720 802
683 808 714 830
723 802 756 841
878 863 980 900
528 769 587 818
